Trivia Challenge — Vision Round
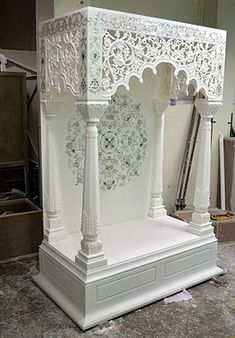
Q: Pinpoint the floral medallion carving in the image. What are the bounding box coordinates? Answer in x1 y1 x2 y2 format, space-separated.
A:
66 94 148 191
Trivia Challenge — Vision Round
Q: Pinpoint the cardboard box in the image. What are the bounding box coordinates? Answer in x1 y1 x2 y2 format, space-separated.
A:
172 208 235 242
0 198 43 259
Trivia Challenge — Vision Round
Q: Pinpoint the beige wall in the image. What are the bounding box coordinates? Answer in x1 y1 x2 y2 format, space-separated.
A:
55 0 199 23
0 49 36 75
54 0 90 16
51 0 234 213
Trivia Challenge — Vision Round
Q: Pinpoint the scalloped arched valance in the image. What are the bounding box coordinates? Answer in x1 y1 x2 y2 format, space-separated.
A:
39 7 226 101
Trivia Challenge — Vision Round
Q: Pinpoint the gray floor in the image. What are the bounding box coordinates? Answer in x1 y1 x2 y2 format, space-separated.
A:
0 242 234 338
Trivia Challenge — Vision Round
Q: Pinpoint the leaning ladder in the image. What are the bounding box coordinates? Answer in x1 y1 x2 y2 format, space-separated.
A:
175 94 201 210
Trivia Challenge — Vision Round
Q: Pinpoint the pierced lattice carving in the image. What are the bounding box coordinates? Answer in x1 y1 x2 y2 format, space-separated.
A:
40 11 87 96
39 8 226 100
101 28 225 99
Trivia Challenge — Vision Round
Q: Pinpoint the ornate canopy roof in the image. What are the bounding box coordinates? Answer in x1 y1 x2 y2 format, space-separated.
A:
39 6 226 101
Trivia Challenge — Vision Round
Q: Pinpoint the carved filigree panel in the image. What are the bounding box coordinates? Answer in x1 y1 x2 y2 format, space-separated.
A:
39 8 226 100
40 11 87 97
101 30 224 99
88 11 226 100
66 94 148 191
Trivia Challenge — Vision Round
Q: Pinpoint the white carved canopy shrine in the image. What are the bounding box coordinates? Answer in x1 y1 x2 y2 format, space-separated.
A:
34 7 227 330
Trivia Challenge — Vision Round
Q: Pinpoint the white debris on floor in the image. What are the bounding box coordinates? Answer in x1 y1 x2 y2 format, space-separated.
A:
83 320 122 338
164 289 192 304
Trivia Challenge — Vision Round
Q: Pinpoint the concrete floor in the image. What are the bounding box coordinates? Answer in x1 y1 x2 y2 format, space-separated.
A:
0 242 234 338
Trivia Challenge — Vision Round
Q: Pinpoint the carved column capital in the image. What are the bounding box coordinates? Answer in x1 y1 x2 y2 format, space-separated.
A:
195 98 222 119
41 99 63 119
152 99 169 115
75 100 108 122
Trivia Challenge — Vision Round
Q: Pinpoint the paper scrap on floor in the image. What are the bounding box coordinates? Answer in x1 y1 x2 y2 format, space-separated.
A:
164 289 192 304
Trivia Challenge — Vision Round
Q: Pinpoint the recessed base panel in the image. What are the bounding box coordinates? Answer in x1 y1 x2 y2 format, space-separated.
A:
33 216 223 330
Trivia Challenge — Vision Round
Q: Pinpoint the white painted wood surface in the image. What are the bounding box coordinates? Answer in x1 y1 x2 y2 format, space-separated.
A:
34 6 226 330
189 99 222 235
148 99 169 218
41 99 66 242
75 102 108 271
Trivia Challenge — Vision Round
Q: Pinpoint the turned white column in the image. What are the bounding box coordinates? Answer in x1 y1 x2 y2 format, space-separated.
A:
75 101 108 271
188 98 222 236
148 99 169 218
42 99 65 242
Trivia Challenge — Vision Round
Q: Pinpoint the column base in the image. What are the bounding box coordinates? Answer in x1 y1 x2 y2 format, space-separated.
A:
188 222 214 236
75 251 107 271
187 211 214 236
44 227 66 243
148 206 167 218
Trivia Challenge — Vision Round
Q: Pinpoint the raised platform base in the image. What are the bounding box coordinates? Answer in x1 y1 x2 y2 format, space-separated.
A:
33 216 223 330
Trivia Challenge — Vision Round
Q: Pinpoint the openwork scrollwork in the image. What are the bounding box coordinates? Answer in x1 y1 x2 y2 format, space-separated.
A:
40 8 226 101
101 29 224 99
40 11 87 97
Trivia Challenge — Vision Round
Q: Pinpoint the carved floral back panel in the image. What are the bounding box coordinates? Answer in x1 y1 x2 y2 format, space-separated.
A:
66 94 148 191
